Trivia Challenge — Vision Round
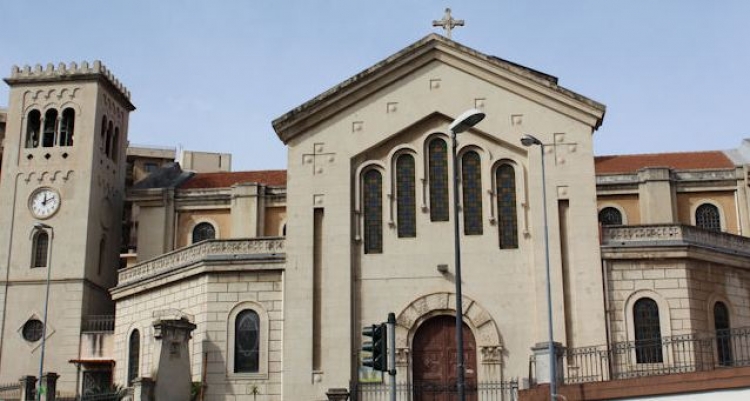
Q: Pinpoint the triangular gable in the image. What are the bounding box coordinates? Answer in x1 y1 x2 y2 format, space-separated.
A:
273 34 606 144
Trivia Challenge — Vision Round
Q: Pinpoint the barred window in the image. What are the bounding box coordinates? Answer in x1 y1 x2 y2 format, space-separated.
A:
496 164 518 249
235 310 260 373
428 139 449 222
598 207 623 226
714 302 732 366
32 231 49 268
363 169 383 254
396 154 416 238
128 330 140 386
633 298 663 363
461 151 483 235
695 203 721 231
192 222 216 243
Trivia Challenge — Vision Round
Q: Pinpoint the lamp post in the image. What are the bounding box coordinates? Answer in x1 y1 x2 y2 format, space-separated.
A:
448 109 485 401
34 222 53 401
520 134 556 400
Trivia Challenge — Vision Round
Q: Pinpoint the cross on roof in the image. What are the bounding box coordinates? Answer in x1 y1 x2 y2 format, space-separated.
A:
432 8 464 39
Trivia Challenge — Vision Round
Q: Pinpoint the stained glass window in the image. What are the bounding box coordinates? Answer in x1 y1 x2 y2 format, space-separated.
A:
33 231 49 268
428 139 449 222
192 222 216 243
695 203 721 231
128 330 140 385
462 151 483 235
598 207 623 226
396 154 416 238
363 169 383 254
633 298 663 363
235 310 260 373
496 164 518 249
714 302 732 366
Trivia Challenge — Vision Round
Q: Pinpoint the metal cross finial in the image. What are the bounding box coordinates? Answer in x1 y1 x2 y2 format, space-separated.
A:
432 8 464 39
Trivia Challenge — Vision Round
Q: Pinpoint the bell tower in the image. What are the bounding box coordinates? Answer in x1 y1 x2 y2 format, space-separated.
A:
0 61 135 389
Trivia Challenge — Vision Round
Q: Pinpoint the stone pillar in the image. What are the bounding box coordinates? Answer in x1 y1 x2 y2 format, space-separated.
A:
326 388 350 401
531 342 564 386
39 372 59 401
19 376 36 401
152 317 197 401
132 377 155 401
638 167 676 224
231 183 263 237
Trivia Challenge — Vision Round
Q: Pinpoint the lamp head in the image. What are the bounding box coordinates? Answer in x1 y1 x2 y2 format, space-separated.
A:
520 134 542 147
449 109 485 134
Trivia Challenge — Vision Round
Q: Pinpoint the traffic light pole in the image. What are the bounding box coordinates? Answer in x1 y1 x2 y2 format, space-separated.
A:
387 313 396 401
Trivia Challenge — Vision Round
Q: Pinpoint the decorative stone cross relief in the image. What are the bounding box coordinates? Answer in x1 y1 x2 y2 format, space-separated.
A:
547 133 578 166
432 8 464 39
302 142 335 175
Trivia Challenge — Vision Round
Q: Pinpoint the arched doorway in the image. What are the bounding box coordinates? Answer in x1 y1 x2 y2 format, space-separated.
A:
413 315 477 401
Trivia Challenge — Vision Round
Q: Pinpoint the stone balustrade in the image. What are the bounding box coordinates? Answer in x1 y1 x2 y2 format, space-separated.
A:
602 224 750 257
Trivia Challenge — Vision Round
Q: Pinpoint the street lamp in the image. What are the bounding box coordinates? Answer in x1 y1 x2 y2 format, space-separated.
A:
448 108 485 401
34 222 53 401
520 134 557 400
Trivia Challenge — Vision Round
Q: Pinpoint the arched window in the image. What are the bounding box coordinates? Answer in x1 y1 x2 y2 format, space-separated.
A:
714 302 732 366
128 330 140 386
192 222 216 243
598 207 623 226
363 169 383 254
112 127 120 162
695 203 721 232
461 151 483 235
98 237 106 276
633 298 663 363
32 231 49 268
234 310 260 373
59 108 75 146
105 121 113 158
396 154 416 238
496 164 518 249
42 109 58 148
428 138 449 222
25 110 41 148
100 116 107 153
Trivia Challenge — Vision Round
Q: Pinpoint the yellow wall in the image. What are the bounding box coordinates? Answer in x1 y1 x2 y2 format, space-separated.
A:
676 191 738 234
597 194 640 225
264 206 287 237
177 210 232 248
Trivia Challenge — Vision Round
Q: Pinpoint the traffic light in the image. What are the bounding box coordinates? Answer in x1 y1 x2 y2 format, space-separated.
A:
362 323 388 372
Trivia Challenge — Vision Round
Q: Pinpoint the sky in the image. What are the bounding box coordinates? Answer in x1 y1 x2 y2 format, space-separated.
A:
1 1 749 171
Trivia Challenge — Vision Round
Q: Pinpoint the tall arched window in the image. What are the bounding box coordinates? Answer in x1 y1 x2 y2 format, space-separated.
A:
25 110 41 148
42 109 58 148
127 330 140 386
192 222 216 243
461 151 483 235
105 121 113 158
363 169 383 254
496 164 518 249
59 108 75 146
428 138 449 222
396 154 416 238
234 310 260 373
98 237 106 276
598 207 623 226
112 127 120 162
633 298 663 363
714 302 732 366
32 231 49 268
695 203 721 232
100 116 107 153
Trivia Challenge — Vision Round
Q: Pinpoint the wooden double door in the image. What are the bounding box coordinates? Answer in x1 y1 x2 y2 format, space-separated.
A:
412 315 477 401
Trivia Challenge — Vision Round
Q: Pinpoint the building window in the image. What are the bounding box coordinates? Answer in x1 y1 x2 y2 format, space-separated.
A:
42 109 58 148
496 164 518 249
428 138 449 222
59 108 75 146
598 207 623 226
396 154 416 238
363 169 383 254
192 222 216 243
112 127 120 162
128 330 140 386
32 231 49 268
714 302 732 366
105 121 113 159
100 116 107 153
695 203 721 231
143 162 159 174
22 319 44 342
234 310 260 373
98 237 106 276
26 110 41 148
461 151 483 235
633 298 663 363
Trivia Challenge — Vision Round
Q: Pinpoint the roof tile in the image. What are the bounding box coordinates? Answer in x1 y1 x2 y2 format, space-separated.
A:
595 151 734 174
179 170 287 189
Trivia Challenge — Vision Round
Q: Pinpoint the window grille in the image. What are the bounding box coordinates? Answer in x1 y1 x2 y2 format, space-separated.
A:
128 330 140 386
428 139 449 222
598 207 623 226
33 232 49 268
633 298 663 363
461 151 483 235
363 169 383 254
396 154 416 238
235 310 260 373
496 164 518 249
714 302 732 366
695 203 721 231
192 222 216 243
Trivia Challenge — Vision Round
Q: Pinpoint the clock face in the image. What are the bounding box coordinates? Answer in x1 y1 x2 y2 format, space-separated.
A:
29 188 61 219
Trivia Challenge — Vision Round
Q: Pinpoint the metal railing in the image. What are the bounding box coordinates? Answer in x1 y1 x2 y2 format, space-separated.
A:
81 315 115 333
357 380 518 401
0 382 21 401
536 327 750 385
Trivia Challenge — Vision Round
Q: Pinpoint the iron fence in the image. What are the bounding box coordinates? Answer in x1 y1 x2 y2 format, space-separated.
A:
535 326 750 385
356 380 518 401
81 315 115 333
0 382 21 401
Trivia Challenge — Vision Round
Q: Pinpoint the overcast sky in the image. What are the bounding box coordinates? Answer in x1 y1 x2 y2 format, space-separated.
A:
2 1 748 171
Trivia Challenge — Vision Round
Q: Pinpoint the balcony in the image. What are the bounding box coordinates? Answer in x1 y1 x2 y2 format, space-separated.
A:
601 224 750 258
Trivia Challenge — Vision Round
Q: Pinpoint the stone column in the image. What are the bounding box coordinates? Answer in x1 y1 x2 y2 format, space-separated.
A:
531 342 564 386
152 317 197 401
231 183 263 237
638 167 676 224
326 388 350 401
39 372 59 401
132 377 155 401
19 376 36 401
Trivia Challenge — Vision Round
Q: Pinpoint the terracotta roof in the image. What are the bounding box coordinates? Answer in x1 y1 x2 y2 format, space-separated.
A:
179 170 287 189
595 151 734 174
